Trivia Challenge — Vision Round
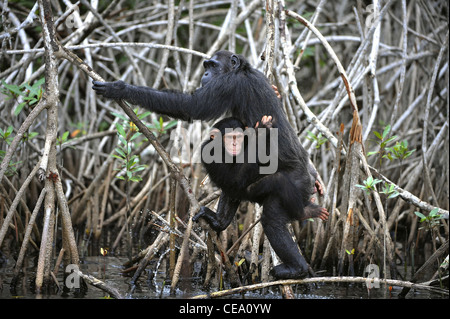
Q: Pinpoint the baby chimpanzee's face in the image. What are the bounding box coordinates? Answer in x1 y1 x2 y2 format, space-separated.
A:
223 131 244 156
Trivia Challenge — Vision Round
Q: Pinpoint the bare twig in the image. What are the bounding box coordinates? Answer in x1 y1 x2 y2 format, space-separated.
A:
192 276 448 299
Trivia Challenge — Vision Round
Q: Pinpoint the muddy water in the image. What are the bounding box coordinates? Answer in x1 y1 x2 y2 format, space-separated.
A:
0 255 446 300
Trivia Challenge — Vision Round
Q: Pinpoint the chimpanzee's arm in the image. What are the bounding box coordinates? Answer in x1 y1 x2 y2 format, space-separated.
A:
192 192 240 232
92 79 233 122
93 80 195 120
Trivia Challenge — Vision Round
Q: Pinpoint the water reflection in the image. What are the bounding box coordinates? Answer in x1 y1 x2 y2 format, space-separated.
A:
0 255 446 299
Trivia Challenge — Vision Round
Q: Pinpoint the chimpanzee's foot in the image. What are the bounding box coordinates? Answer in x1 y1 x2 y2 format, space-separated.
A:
270 263 309 279
302 203 329 221
193 206 224 232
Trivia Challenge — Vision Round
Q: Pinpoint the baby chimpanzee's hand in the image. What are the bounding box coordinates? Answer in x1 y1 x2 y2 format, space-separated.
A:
255 115 273 129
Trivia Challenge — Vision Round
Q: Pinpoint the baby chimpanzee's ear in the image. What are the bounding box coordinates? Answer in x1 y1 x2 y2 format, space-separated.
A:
209 128 220 140
230 55 241 69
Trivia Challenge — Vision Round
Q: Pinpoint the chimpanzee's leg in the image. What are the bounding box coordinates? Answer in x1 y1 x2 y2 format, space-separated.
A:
261 199 309 279
193 192 241 232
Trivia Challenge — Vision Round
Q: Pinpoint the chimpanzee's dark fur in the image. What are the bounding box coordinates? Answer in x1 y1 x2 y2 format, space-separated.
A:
93 50 328 279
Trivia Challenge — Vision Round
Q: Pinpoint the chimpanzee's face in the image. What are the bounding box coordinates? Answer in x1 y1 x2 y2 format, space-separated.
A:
201 51 238 86
202 55 223 86
208 128 244 156
223 131 244 156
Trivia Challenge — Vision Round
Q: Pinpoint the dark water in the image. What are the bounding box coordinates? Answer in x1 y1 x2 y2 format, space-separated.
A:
0 255 447 300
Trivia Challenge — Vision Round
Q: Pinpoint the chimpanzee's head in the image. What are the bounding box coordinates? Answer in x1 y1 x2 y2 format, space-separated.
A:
201 51 248 86
209 117 246 157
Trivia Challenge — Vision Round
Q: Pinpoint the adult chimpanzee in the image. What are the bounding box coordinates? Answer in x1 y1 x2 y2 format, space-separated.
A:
92 50 327 278
196 115 329 230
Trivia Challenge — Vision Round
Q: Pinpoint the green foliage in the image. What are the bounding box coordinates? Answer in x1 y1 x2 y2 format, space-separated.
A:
414 208 444 231
111 109 148 183
355 176 383 195
22 131 39 143
113 122 146 183
1 78 45 116
356 178 400 200
110 109 177 183
112 108 177 136
0 153 20 176
0 126 14 145
57 131 70 145
306 131 328 149
1 126 36 176
0 126 18 176
367 125 397 158
384 140 415 161
0 132 21 175
147 116 178 136
367 125 416 170
380 182 400 199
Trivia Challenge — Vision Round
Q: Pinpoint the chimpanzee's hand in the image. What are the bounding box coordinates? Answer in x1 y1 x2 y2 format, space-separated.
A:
260 115 273 128
92 80 126 100
255 115 273 129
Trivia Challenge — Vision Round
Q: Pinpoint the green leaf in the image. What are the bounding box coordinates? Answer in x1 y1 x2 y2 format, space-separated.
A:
111 154 124 160
26 132 38 140
236 258 246 267
116 123 126 138
132 166 146 172
388 192 400 199
1 81 23 96
35 77 45 87
384 136 397 144
14 102 27 116
138 111 152 119
114 147 126 158
118 135 127 146
111 111 129 122
414 211 426 221
164 120 179 130
6 126 13 137
130 176 142 182
429 208 441 218
62 131 70 141
373 131 382 140
382 125 391 139
405 149 415 158
130 132 141 141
